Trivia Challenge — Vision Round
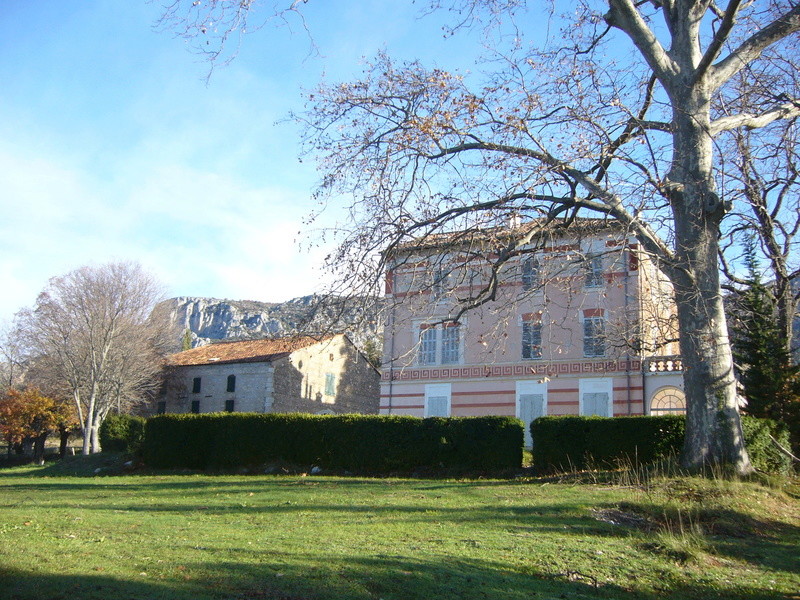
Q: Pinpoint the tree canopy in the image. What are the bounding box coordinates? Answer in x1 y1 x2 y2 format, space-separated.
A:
15 262 173 454
160 0 800 473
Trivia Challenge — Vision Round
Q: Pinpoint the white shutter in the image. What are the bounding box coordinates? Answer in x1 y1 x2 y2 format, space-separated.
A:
424 384 451 417
516 381 548 448
579 378 613 417
427 396 449 417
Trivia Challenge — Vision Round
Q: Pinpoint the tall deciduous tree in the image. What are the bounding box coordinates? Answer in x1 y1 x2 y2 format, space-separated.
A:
160 0 800 473
719 128 800 360
16 262 173 454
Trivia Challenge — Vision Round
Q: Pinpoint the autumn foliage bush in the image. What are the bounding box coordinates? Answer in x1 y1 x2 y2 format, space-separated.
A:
0 386 74 462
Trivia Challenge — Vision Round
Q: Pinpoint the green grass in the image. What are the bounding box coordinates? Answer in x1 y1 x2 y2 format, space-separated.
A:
0 459 797 600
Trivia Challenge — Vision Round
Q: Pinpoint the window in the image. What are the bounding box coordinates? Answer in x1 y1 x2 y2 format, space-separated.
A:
190 400 200 414
226 374 236 393
431 268 448 300
584 316 605 357
584 254 604 288
521 319 542 360
419 325 438 365
650 387 686 415
224 399 235 412
418 322 461 365
441 323 460 364
192 377 201 394
579 378 612 417
156 401 166 415
325 373 336 396
521 256 540 291
425 383 451 417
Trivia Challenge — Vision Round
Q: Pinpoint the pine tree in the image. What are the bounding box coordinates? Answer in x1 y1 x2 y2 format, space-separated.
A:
732 239 800 451
181 328 193 352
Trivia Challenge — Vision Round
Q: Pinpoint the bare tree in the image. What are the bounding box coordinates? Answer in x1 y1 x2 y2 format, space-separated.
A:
718 95 800 358
15 262 173 454
0 321 26 391
159 1 800 474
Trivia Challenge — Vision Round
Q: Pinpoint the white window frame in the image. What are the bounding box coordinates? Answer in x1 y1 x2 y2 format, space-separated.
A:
579 378 613 417
584 253 604 288
440 324 460 364
424 383 452 417
415 321 463 366
418 325 438 366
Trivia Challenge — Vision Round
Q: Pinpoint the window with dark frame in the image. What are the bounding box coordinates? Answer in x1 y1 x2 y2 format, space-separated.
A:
226 374 236 393
583 316 606 357
190 400 200 414
521 320 543 360
521 256 540 291
192 377 201 394
225 399 235 412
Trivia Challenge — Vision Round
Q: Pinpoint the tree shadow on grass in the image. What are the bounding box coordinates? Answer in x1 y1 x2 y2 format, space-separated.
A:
614 501 800 575
1 550 793 600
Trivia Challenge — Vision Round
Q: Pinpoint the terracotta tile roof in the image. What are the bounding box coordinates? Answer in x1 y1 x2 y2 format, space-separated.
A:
166 335 336 367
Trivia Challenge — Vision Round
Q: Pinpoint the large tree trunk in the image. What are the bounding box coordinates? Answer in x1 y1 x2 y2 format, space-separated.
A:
668 88 753 474
58 426 71 459
90 417 101 454
81 427 92 455
32 434 47 466
673 264 751 472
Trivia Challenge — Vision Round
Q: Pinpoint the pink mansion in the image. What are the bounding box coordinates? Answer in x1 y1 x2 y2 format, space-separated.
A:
379 220 685 445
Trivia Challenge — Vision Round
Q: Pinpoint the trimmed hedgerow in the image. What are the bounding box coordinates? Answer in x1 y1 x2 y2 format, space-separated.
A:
530 414 791 475
142 413 523 473
99 414 146 454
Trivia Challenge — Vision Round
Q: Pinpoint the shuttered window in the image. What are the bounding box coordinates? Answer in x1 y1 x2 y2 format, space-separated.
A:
522 321 542 359
584 317 605 357
425 384 451 417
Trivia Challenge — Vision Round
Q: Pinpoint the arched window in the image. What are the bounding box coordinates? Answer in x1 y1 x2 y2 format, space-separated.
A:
226 374 236 393
650 386 686 415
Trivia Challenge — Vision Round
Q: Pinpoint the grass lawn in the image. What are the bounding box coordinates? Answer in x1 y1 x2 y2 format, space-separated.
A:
0 457 797 600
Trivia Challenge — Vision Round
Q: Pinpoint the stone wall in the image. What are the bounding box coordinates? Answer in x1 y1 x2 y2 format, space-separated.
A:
159 335 379 416
272 335 380 414
162 362 274 414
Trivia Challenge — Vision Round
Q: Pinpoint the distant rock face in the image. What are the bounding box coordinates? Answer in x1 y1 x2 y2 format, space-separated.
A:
159 295 382 350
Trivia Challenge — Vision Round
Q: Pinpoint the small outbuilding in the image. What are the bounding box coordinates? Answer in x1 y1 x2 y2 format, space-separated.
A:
157 334 379 415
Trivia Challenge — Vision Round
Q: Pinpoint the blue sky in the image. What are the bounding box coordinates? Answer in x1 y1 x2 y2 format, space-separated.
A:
0 0 491 318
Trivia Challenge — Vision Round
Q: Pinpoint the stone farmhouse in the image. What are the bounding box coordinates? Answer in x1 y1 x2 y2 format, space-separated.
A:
379 219 685 445
158 334 379 416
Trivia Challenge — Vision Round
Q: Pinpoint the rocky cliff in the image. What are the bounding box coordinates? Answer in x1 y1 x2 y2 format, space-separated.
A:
160 295 382 351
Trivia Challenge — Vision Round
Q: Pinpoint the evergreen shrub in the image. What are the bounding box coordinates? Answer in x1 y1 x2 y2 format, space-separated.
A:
530 414 791 474
143 413 523 473
99 414 146 454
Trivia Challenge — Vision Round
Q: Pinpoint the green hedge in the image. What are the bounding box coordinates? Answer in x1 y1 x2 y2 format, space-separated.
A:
143 413 523 473
99 414 146 454
530 414 791 475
